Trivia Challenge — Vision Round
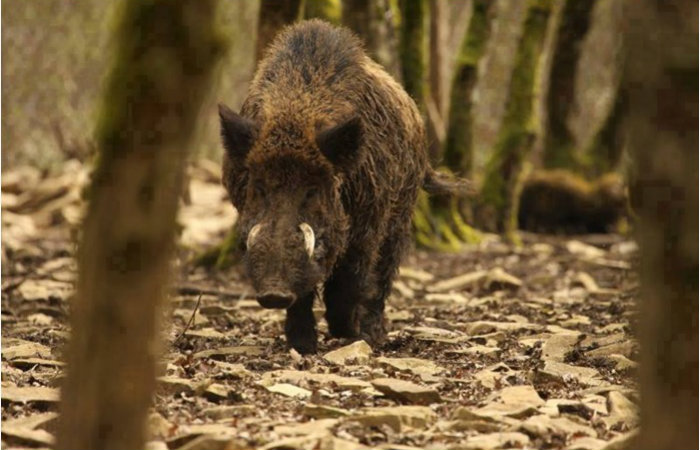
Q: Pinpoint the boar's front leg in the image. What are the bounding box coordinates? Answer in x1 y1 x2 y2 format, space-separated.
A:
323 263 361 339
285 293 317 354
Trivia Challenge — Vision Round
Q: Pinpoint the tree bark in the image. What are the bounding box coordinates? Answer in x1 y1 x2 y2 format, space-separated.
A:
624 0 698 448
56 1 224 449
541 0 595 169
342 0 400 78
443 0 494 176
478 0 552 239
256 0 303 61
398 0 426 109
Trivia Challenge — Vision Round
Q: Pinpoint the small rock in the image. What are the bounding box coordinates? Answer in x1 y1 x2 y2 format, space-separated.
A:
463 320 540 335
427 270 487 292
157 376 195 395
567 240 605 259
261 369 371 391
538 361 603 386
370 378 441 404
483 267 522 291
351 405 437 432
447 345 501 356
266 383 312 399
542 333 582 362
603 391 638 428
566 436 608 450
201 404 256 420
184 328 225 339
605 354 638 371
323 341 372 365
274 418 338 436
456 431 530 450
2 341 53 360
193 345 265 359
144 441 169 450
520 414 596 437
398 266 435 282
376 357 445 379
587 340 635 358
1 386 60 404
303 404 351 419
473 363 518 389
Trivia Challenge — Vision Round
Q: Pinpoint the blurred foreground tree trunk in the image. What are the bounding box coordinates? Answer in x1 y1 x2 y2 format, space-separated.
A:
478 0 552 241
624 0 698 449
342 0 400 77
256 0 303 61
444 0 494 177
56 1 224 449
541 0 595 170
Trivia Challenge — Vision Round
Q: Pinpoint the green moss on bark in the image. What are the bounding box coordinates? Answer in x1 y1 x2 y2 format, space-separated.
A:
542 0 595 170
444 0 493 176
479 0 552 240
398 0 425 107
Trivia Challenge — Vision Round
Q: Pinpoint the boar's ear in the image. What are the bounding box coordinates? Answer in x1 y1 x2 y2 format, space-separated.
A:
316 116 363 170
219 104 256 160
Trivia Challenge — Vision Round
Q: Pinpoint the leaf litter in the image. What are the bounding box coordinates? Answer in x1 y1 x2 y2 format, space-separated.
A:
1 161 640 449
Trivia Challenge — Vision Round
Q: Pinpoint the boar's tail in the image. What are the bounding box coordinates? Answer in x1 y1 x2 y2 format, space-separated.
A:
422 168 475 197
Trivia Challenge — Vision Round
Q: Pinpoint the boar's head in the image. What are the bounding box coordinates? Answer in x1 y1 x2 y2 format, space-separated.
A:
219 104 362 309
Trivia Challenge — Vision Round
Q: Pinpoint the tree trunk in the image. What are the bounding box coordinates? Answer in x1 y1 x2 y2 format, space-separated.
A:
444 0 494 177
398 0 425 109
304 0 341 24
624 0 698 448
342 0 400 78
256 0 302 61
56 1 224 449
541 0 595 169
478 0 551 241
583 85 627 176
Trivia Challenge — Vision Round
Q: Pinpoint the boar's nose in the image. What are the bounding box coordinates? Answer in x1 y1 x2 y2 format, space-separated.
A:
257 291 296 309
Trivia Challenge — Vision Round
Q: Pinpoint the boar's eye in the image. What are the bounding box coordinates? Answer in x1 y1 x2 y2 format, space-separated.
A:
303 187 320 204
253 183 266 200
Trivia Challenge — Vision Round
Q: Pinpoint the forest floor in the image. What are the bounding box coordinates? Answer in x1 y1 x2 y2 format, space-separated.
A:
2 160 639 450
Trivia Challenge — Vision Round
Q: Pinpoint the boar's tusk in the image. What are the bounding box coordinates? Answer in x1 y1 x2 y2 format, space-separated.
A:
299 223 315 257
247 223 262 249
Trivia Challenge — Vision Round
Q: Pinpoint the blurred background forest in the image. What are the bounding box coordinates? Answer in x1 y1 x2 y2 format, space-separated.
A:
1 1 696 450
3 0 622 180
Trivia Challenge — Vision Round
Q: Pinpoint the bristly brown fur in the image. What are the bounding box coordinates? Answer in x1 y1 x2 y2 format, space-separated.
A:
221 20 451 353
518 169 627 234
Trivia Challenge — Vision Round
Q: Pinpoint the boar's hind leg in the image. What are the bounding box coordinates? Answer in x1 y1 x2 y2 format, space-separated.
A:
323 263 362 339
285 293 317 354
358 220 412 347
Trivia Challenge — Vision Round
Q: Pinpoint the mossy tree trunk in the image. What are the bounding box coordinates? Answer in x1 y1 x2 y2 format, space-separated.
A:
541 0 595 170
56 1 224 449
304 0 341 24
478 0 552 242
443 0 494 177
624 0 698 448
398 0 425 109
256 0 303 61
342 0 400 77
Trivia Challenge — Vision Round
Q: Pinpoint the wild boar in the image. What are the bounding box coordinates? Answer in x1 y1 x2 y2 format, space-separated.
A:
518 169 627 233
219 20 466 353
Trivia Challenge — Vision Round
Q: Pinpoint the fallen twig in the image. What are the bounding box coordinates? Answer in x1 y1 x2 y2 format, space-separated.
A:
173 293 203 345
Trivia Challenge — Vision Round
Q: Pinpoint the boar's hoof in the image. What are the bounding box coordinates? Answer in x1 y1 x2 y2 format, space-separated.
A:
288 337 317 355
257 292 295 309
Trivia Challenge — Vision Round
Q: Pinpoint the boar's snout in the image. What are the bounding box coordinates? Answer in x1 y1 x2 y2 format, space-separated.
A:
257 291 296 309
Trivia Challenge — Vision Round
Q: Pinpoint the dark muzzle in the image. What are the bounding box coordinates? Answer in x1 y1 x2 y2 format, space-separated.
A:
257 291 296 309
